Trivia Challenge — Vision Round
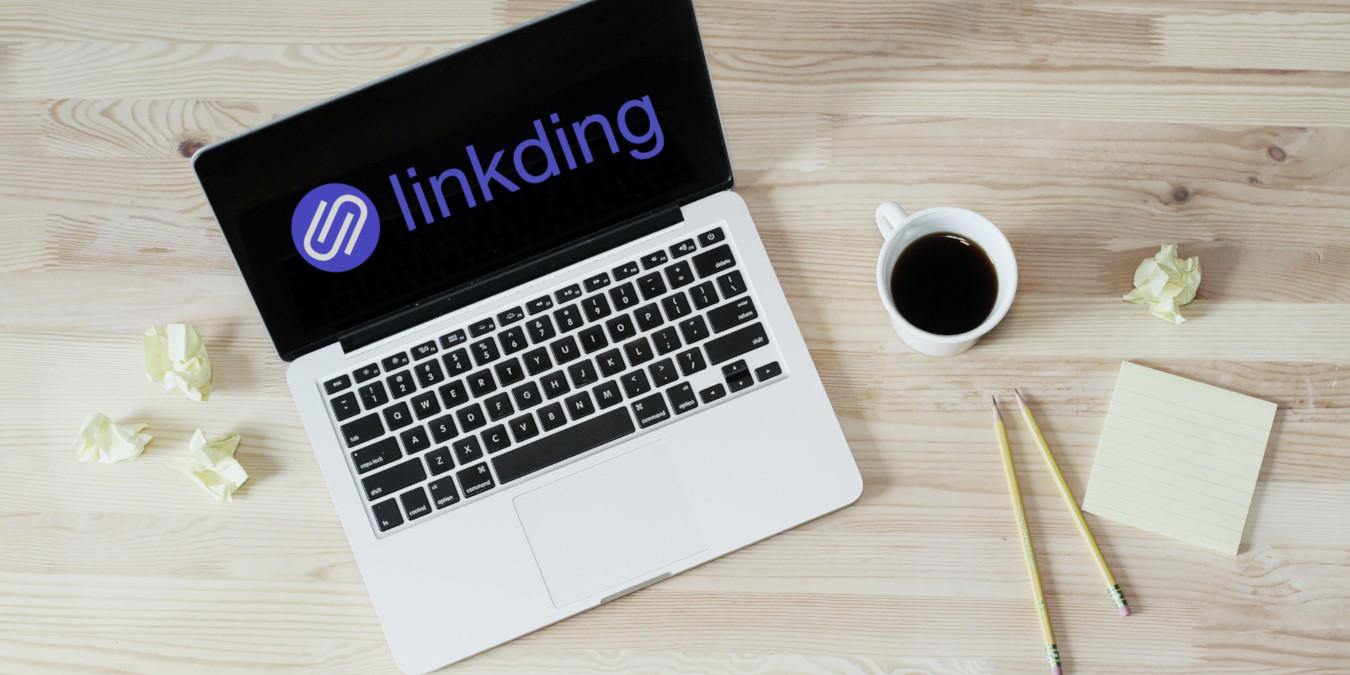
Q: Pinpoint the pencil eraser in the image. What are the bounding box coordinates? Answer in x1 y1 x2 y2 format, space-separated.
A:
1050 667 1063 675
1120 605 1132 617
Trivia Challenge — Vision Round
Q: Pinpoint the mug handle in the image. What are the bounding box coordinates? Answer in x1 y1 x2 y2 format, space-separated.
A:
875 201 908 237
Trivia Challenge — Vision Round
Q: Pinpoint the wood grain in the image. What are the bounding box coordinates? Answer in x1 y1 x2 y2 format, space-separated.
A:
1 0 1348 673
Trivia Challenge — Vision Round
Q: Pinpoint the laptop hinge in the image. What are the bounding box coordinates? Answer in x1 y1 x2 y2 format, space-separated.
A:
338 202 684 355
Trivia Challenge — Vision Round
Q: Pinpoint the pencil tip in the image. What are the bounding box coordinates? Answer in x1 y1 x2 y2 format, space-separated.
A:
990 394 998 407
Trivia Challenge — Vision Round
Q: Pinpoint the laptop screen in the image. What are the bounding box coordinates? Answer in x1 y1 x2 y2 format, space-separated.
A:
195 0 731 361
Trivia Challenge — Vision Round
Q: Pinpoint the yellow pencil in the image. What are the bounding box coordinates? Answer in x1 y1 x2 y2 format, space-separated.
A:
1014 388 1131 617
992 396 1062 675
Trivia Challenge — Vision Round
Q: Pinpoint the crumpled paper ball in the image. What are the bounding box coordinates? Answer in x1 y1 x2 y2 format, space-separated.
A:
1122 244 1201 324
75 413 152 463
171 430 247 502
144 323 213 401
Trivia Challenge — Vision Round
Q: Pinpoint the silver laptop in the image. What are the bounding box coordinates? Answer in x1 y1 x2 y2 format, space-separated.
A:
193 0 861 670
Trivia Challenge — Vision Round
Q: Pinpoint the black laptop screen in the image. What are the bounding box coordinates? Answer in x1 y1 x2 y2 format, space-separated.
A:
194 0 731 361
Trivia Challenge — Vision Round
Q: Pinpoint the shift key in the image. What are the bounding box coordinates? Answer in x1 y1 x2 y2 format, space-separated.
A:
361 458 426 501
704 323 770 365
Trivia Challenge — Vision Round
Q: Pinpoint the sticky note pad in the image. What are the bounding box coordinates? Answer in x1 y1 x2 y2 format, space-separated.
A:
1081 362 1276 555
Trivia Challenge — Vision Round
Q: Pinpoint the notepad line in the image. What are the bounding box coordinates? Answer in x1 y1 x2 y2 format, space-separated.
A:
1091 457 1254 509
1107 409 1269 455
1085 493 1239 551
1085 484 1245 536
1116 385 1272 432
1101 422 1267 478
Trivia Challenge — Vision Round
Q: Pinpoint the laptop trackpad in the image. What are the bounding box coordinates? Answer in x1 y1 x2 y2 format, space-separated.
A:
513 441 706 608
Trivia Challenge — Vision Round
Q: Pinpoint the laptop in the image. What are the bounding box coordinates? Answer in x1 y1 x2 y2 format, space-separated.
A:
193 0 861 671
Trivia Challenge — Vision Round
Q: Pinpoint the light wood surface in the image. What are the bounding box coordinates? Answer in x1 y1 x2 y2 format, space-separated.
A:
2 1 1348 672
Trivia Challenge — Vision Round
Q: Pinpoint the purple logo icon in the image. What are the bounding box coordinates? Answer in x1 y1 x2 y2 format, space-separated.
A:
291 183 380 272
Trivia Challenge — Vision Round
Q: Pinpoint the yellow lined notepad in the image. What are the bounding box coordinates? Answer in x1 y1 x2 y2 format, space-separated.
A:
1081 362 1277 555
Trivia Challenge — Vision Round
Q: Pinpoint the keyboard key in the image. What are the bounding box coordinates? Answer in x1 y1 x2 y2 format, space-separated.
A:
667 383 698 415
623 337 654 366
400 426 430 453
567 359 599 387
555 284 583 303
670 238 697 258
358 381 389 409
632 393 670 428
708 296 759 333
526 295 554 314
689 281 718 309
584 272 611 292
699 383 727 403
426 446 455 475
494 357 524 386
553 305 584 333
482 425 511 453
414 359 445 388
676 347 707 376
485 392 514 421
467 369 496 397
383 402 413 430
341 413 384 448
443 348 472 375
456 403 486 432
354 363 381 383
620 370 652 398
471 338 500 366
605 314 636 343
565 391 595 420
526 316 556 343
705 323 770 365
641 250 669 269
541 370 571 399
693 244 736 278
582 294 612 321
362 458 426 501
664 260 695 288
596 348 625 377
381 352 410 371
509 413 540 442
438 380 468 408
453 436 484 464
578 325 609 353
469 318 495 337
717 270 747 298
372 498 403 531
612 261 640 280
648 358 678 387
411 391 441 419
499 326 528 354
634 303 663 331
661 293 692 320
637 272 666 300
492 408 636 484
352 437 400 474
412 340 439 360
756 361 783 381
512 381 542 410
458 463 496 497
651 327 681 355
550 335 581 364
593 380 623 409
724 360 754 393
330 392 360 421
609 282 639 310
538 402 567 431
428 476 460 508
401 487 433 520
386 370 417 398
439 329 466 349
429 414 458 443
698 227 726 247
678 315 710 344
522 347 552 375
324 374 352 394
497 306 525 325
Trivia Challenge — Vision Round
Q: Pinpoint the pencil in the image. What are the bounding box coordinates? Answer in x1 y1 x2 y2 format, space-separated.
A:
992 395 1062 675
1014 388 1131 617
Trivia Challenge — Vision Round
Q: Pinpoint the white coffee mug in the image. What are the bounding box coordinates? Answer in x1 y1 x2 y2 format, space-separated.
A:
875 201 1017 356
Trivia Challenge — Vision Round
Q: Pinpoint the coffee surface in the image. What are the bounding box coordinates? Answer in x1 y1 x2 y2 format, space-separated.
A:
889 232 998 335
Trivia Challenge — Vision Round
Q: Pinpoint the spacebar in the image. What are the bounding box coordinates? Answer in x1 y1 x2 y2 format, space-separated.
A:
492 408 636 484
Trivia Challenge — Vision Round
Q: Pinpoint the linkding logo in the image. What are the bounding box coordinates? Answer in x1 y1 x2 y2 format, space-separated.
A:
291 183 381 272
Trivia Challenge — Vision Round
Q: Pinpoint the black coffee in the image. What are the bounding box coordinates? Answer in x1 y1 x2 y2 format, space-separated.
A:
889 232 998 335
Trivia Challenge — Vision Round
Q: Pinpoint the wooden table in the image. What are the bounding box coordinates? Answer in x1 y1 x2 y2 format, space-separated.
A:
3 1 1347 672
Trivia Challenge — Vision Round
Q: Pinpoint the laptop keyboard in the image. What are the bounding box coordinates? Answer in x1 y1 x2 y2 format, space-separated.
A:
320 225 786 536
